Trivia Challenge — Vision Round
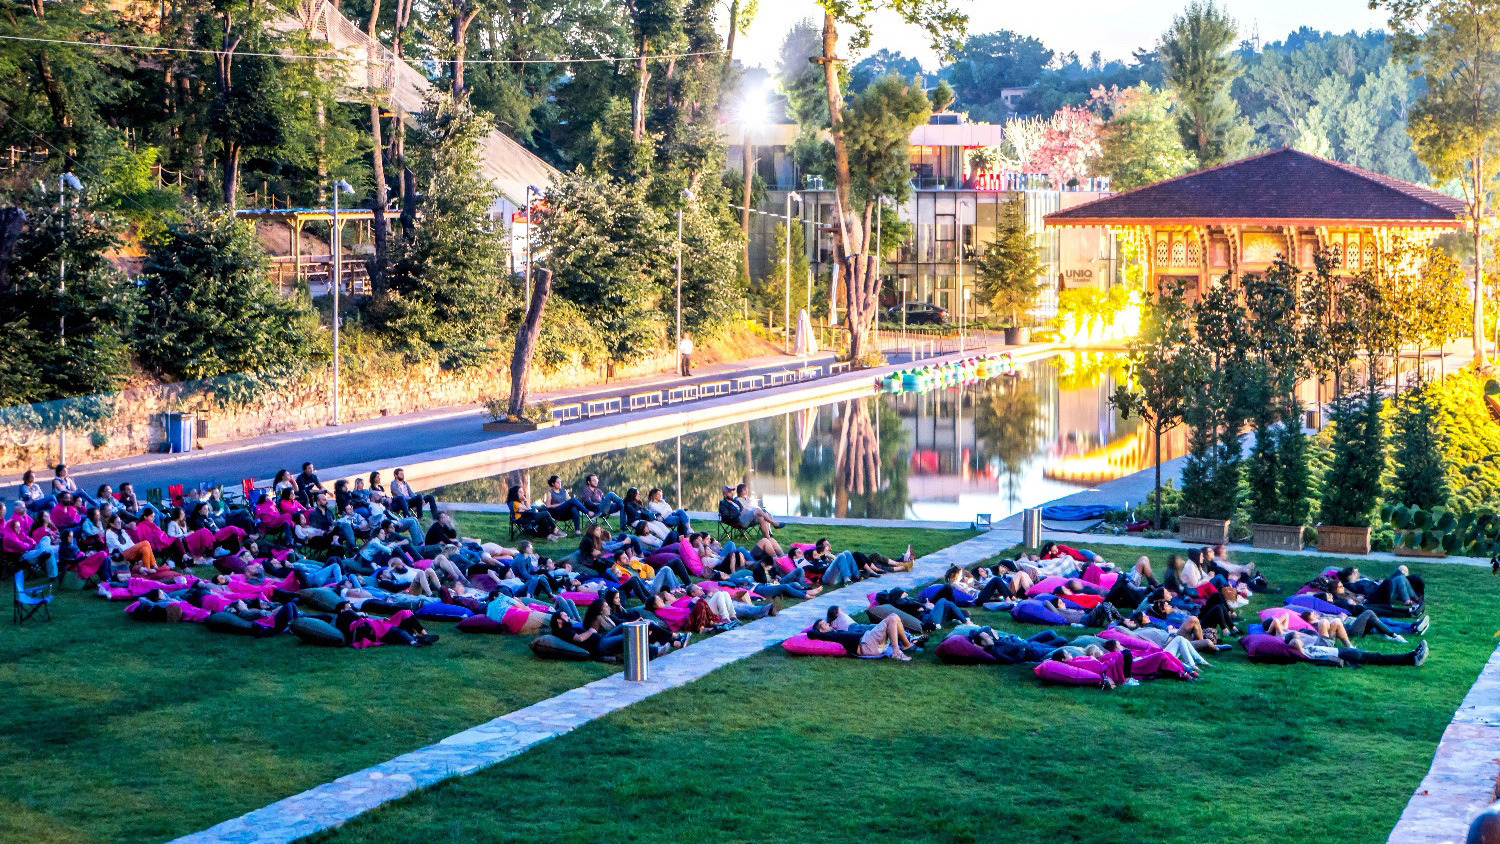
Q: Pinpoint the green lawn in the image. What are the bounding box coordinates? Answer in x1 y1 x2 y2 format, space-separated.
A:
0 517 973 844
309 546 1499 844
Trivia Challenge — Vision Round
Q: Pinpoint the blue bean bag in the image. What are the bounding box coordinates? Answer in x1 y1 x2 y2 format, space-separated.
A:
1010 599 1069 626
935 634 998 665
290 616 346 647
456 614 506 633
1283 594 1348 616
415 602 473 621
297 587 343 613
205 611 265 636
918 584 976 607
530 634 593 661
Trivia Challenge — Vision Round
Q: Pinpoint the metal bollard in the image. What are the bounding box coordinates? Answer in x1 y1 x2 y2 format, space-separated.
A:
623 620 651 682
1021 507 1043 550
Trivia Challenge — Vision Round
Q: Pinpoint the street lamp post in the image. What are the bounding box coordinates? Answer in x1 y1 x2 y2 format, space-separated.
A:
677 188 695 375
957 198 971 354
784 191 801 354
56 172 82 464
331 179 354 426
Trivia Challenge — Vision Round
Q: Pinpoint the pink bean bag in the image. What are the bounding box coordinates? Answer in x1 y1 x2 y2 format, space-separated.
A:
773 555 794 574
678 538 704 577
1132 649 1190 679
349 609 414 648
790 543 814 553
1259 607 1315 632
559 590 599 606
501 607 540 634
1034 659 1106 685
1098 628 1161 653
1026 576 1070 597
411 558 432 570
200 593 234 613
781 634 848 656
1080 565 1119 590
72 551 108 580
457 614 505 633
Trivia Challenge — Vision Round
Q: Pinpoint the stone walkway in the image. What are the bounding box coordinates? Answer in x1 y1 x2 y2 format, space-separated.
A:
170 529 1014 844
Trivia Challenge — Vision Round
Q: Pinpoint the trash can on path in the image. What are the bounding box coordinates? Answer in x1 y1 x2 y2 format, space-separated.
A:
1021 507 1043 550
623 620 651 682
164 412 196 453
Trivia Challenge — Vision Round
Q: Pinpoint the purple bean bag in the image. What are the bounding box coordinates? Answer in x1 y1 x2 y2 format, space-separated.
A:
781 634 848 656
1283 594 1349 616
644 550 679 568
1026 576 1070 597
935 634 998 665
415 602 473 621
1010 599 1069 626
1258 607 1315 631
918 583 976 607
456 614 505 633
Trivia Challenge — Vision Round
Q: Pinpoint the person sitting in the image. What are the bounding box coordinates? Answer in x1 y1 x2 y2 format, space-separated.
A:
4 507 60 582
115 482 154 524
104 513 166 581
645 488 691 533
718 486 779 539
357 523 415 570
51 464 95 507
540 475 589 535
506 486 563 541
389 468 438 521
577 474 625 525
50 492 84 545
18 470 49 513
295 461 326 505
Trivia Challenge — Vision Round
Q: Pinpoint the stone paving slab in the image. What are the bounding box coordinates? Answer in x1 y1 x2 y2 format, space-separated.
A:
170 529 1015 844
1387 645 1500 844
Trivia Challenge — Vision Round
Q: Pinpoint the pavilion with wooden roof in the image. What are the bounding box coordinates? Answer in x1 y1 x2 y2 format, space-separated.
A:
1043 148 1467 295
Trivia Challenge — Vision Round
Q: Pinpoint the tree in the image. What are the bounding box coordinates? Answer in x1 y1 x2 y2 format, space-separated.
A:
849 49 924 93
944 31 1052 112
1159 0 1250 168
811 0 963 364
1111 278 1193 528
1177 283 1250 521
928 79 956 113
135 211 320 399
2 202 136 409
1379 0 1500 365
1319 387 1386 527
754 221 815 319
1096 84 1194 189
508 269 553 418
1030 104 1102 186
534 171 673 365
378 95 513 369
972 198 1041 326
1392 385 1450 510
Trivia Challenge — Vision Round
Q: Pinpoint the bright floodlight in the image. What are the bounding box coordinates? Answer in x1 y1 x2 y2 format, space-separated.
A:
335 180 354 194
681 188 696 200
61 173 82 191
741 93 769 126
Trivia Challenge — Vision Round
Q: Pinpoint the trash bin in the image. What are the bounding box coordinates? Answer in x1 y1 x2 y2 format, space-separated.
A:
622 620 651 682
1021 507 1043 550
164 412 196 453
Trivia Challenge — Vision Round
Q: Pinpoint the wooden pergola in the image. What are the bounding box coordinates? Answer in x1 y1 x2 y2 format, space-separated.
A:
234 207 376 293
1044 149 1467 296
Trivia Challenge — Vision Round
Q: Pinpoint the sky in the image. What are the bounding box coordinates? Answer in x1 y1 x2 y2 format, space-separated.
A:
731 0 1392 72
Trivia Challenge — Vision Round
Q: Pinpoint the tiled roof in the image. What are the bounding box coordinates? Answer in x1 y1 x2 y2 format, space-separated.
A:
1045 148 1467 227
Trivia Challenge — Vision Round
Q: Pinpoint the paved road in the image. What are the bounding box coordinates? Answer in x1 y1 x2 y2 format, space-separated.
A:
23 352 842 495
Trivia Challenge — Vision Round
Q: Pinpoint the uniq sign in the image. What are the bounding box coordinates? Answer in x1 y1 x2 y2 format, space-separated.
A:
1064 269 1093 280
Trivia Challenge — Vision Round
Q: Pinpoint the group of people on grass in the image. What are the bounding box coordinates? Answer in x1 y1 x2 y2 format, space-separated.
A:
9 463 926 657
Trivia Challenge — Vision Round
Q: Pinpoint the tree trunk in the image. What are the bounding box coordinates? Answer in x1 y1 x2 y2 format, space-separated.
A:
741 133 752 284
508 269 553 418
1153 419 1164 530
221 142 241 209
34 52 73 165
632 48 650 142
369 103 389 290
315 98 328 206
817 12 875 365
451 10 474 99
0 207 27 292
1474 188 1487 367
720 0 740 87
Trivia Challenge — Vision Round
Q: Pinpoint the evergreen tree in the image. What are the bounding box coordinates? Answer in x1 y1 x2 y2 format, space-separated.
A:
1111 278 1193 529
754 221 814 318
378 95 513 369
135 211 320 399
1319 389 1386 527
3 203 136 409
1393 386 1449 511
1096 84 1194 189
1159 0 1250 168
972 198 1042 326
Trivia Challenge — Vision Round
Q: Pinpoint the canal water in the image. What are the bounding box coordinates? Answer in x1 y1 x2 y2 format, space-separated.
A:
431 352 1170 523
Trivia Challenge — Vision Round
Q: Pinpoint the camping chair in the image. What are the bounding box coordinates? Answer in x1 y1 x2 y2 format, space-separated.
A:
13 569 52 625
167 484 185 508
717 514 753 544
146 487 165 511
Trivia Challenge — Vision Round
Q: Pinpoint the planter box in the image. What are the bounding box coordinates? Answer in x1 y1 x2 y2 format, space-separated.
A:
1003 326 1030 346
1317 525 1372 555
1392 531 1447 558
1178 516 1231 545
482 418 559 433
1251 523 1305 551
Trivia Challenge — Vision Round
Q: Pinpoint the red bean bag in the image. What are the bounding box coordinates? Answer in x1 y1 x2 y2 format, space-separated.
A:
781 635 848 656
1132 649 1190 679
935 634 998 664
456 614 505 633
1061 594 1103 610
72 551 109 580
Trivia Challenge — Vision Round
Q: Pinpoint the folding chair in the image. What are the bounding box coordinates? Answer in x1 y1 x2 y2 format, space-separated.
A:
717 515 753 544
13 569 52 625
146 487 165 511
167 484 185 507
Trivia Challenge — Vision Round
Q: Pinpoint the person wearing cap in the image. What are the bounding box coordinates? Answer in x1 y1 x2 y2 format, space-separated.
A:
717 485 778 538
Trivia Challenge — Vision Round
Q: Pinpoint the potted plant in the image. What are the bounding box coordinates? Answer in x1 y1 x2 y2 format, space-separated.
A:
481 398 558 433
1175 285 1247 545
1316 389 1384 554
1384 504 1451 558
973 199 1042 347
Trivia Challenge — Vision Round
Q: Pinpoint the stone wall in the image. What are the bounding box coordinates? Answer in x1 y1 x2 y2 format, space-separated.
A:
0 347 683 474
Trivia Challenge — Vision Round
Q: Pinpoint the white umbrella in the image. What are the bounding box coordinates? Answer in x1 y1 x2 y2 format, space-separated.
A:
794 309 817 357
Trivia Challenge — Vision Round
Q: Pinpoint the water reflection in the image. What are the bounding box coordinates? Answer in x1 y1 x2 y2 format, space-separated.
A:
432 353 1187 522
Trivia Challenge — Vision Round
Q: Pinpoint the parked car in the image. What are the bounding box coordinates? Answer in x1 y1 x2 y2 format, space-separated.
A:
885 302 949 325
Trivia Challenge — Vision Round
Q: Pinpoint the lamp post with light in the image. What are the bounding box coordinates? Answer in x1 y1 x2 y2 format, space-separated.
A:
57 172 82 463
783 190 801 353
330 179 354 426
676 188 695 371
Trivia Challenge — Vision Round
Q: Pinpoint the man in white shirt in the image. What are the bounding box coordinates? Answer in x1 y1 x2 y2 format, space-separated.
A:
678 332 693 376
